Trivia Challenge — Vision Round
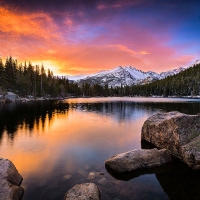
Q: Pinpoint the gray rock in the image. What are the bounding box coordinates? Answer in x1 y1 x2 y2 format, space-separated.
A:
87 172 96 180
141 111 200 169
64 183 101 200
87 171 104 181
0 158 24 200
105 148 172 174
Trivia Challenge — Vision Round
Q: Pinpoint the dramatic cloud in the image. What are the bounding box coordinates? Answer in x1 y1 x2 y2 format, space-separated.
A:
0 0 200 75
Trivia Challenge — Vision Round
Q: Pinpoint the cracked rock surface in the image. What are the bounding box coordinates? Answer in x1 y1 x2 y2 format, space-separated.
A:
0 158 24 200
142 111 200 169
64 183 100 200
105 148 172 174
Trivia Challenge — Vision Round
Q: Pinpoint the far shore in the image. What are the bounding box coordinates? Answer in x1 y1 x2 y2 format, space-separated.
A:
1 92 200 104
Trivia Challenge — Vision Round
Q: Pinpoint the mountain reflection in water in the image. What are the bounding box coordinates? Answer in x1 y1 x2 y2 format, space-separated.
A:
1 97 200 200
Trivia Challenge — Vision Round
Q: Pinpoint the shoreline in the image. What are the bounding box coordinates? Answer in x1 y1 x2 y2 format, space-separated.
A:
2 93 200 104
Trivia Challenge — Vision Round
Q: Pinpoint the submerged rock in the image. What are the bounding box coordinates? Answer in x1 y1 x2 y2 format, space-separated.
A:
78 170 88 178
63 174 72 181
141 111 200 169
64 183 101 200
87 171 105 181
105 148 172 176
87 172 96 180
0 158 24 200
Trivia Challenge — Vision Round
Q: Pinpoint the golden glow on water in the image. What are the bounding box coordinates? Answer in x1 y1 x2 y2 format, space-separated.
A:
3 98 198 199
0 107 145 179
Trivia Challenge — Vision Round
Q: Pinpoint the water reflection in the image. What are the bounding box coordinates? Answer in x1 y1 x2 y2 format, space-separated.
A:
0 101 69 142
1 99 200 140
156 161 200 200
1 98 200 200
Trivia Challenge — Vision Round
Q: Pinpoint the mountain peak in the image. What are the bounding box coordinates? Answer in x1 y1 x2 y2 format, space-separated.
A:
194 60 200 65
116 66 123 69
111 66 123 72
65 62 196 88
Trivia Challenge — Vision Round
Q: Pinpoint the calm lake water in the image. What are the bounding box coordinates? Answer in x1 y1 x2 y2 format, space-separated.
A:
1 97 200 200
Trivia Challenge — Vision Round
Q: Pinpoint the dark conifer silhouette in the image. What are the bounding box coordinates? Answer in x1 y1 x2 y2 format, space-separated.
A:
0 56 200 98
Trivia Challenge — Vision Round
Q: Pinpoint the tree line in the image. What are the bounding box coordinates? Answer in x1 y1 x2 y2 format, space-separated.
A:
0 56 200 98
0 56 77 97
130 62 200 97
0 56 118 97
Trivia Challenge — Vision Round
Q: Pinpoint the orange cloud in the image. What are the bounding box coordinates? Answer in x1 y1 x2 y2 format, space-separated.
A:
0 7 59 40
36 44 144 75
139 51 151 55
0 4 197 76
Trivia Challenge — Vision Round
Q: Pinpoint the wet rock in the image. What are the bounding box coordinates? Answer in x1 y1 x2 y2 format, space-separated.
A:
87 172 96 180
141 111 200 169
0 158 24 200
105 148 172 175
64 183 101 200
87 171 105 181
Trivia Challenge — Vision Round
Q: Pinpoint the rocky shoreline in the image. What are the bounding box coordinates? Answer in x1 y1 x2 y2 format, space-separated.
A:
0 92 65 103
2 111 200 199
106 111 200 174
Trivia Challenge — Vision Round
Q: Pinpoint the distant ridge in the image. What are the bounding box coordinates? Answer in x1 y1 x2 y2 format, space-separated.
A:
65 60 199 88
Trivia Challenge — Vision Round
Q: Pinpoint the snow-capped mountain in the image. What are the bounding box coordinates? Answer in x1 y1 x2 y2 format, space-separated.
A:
66 60 199 88
65 74 89 81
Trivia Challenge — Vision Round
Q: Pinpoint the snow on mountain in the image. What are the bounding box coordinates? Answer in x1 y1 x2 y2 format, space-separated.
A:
159 67 186 79
159 60 200 79
65 60 199 88
65 74 89 81
66 66 160 87
193 59 200 65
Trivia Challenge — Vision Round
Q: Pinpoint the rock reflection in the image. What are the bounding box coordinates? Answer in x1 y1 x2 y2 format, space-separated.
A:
105 162 174 181
156 161 200 200
1 98 200 199
2 100 200 145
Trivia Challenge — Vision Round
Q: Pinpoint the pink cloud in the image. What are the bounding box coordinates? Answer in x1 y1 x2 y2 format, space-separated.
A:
0 4 198 76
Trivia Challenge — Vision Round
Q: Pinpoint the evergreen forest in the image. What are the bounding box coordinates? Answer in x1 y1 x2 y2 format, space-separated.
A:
0 56 200 98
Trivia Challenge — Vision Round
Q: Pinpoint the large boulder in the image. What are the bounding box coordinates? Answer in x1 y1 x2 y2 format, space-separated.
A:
64 183 101 200
141 111 200 169
105 148 172 179
0 158 24 200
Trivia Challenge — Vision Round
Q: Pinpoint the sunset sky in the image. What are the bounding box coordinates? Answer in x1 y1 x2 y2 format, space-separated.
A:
1 0 200 75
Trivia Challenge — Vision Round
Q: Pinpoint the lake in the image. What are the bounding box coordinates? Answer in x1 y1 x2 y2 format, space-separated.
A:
1 97 200 200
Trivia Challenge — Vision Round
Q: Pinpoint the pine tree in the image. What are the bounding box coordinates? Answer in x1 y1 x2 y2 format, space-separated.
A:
4 56 17 91
0 57 6 92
